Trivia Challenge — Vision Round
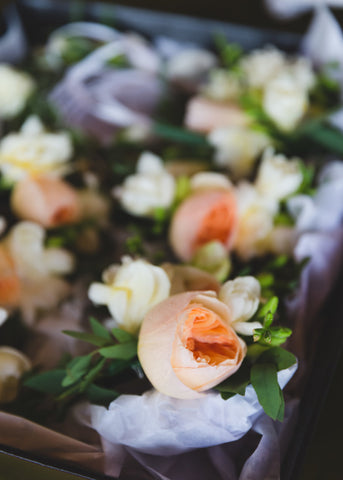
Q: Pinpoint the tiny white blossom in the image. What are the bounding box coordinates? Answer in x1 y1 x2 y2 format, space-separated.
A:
240 47 286 89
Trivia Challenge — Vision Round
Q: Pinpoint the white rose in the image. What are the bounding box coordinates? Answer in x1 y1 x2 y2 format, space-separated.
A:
6 222 74 280
115 152 175 216
219 276 262 336
255 148 303 201
190 171 232 192
88 257 171 334
203 69 242 101
208 126 270 178
263 72 308 131
233 182 277 259
0 116 73 183
0 347 31 403
240 47 286 89
0 65 35 119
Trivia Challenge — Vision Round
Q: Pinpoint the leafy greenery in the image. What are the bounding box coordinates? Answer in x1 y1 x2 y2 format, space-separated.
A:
214 34 243 71
24 318 139 407
215 295 296 420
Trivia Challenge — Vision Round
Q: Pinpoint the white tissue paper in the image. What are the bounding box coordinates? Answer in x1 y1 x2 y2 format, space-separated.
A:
265 0 343 19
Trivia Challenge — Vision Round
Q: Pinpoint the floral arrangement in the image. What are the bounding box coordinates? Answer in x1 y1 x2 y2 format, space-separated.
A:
0 7 343 479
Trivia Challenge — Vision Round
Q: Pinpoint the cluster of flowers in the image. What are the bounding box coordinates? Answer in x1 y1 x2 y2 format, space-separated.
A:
0 21 339 474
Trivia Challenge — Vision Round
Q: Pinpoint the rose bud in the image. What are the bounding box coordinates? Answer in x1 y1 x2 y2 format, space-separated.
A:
138 290 246 399
0 347 31 403
11 176 81 228
0 245 21 307
169 189 237 262
184 96 249 133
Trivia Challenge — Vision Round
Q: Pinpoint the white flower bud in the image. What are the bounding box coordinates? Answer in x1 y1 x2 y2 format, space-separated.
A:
88 257 171 334
255 149 303 201
240 47 286 89
0 65 35 119
208 126 270 178
219 276 262 336
0 347 31 403
115 152 175 216
263 72 308 131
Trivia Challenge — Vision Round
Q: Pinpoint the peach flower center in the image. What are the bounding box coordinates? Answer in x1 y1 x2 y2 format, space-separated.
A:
181 304 237 366
194 193 236 250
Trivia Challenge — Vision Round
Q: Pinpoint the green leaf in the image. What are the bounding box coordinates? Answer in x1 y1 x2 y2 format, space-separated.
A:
153 122 209 147
257 347 297 371
99 341 137 360
80 358 106 390
111 328 136 343
258 297 279 327
24 370 66 395
251 363 283 420
89 317 112 342
62 355 92 387
85 384 119 404
62 330 109 347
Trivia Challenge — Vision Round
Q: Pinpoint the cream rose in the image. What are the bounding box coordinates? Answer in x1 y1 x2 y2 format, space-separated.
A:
0 116 73 183
0 347 31 403
240 47 285 89
208 126 270 178
0 65 35 119
138 290 247 399
255 149 303 201
115 152 175 216
88 257 171 334
219 277 262 336
263 72 308 131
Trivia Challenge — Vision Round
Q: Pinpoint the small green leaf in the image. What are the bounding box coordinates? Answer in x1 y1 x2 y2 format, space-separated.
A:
62 355 92 387
258 297 279 326
85 384 119 404
111 328 136 343
89 317 112 342
257 347 297 371
62 330 108 347
251 363 283 420
80 358 106 391
153 122 209 147
99 341 137 360
24 370 66 395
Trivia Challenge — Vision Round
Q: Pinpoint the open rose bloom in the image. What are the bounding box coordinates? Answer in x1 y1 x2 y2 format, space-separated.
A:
138 290 247 399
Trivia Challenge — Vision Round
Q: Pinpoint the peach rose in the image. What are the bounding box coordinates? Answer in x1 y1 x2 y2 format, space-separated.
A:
138 290 246 399
169 189 237 261
11 175 81 228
